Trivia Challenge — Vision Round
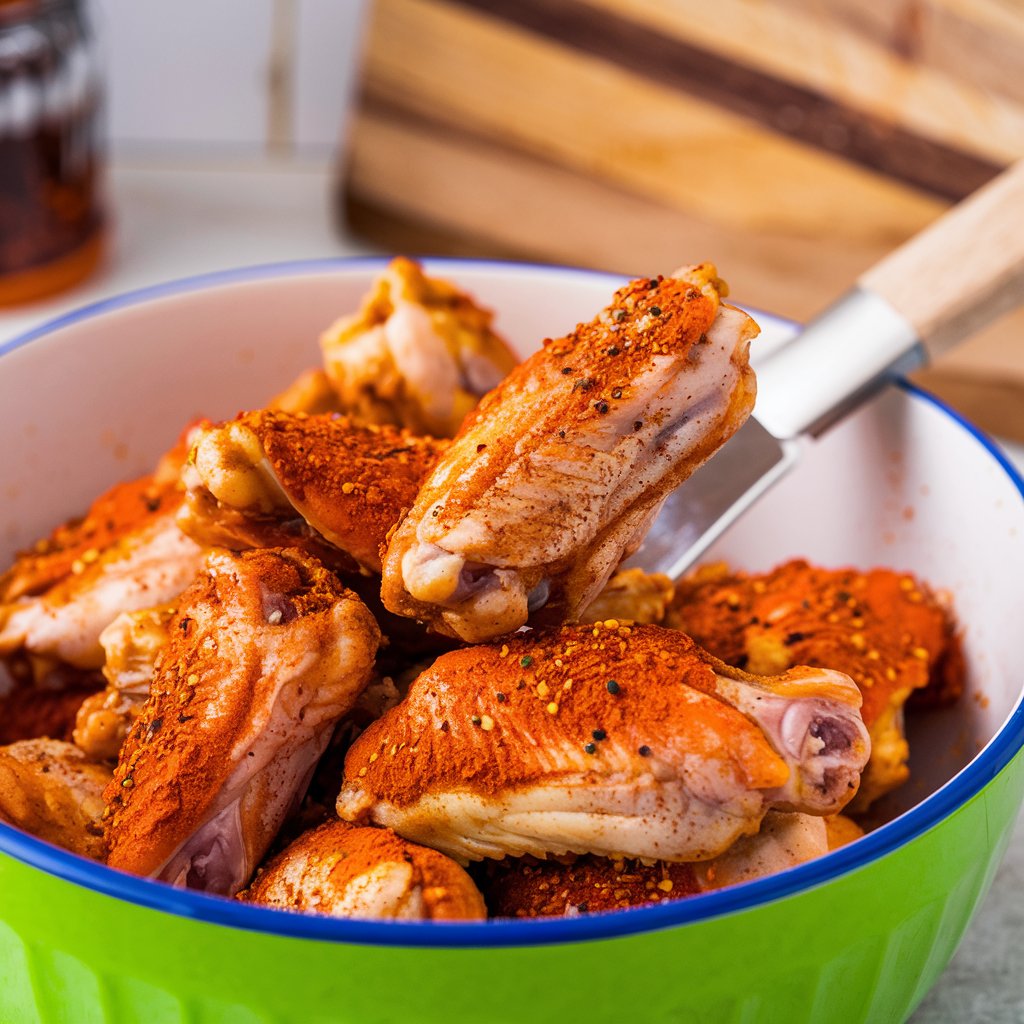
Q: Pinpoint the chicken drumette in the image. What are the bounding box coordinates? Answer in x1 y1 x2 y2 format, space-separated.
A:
337 623 869 863
104 547 380 896
669 560 963 807
178 411 447 575
381 264 758 642
318 256 519 437
241 819 486 921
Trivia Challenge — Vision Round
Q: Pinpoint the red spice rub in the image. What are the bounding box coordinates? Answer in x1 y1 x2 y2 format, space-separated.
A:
0 669 104 745
428 270 723 530
242 819 486 921
669 560 964 807
669 560 963 729
184 410 447 574
104 547 380 880
477 854 700 918
342 623 792 809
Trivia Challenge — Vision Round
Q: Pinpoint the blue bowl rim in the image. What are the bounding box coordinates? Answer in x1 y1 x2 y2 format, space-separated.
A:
1 255 1022 949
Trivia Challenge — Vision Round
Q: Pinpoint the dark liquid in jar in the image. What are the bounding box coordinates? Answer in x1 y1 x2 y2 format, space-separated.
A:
0 0 103 304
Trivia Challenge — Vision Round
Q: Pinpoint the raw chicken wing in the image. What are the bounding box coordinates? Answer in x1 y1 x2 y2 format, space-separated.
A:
104 548 380 896
0 738 111 860
73 605 173 761
381 264 758 642
241 819 485 921
320 256 518 437
178 411 446 575
669 560 962 807
337 623 869 863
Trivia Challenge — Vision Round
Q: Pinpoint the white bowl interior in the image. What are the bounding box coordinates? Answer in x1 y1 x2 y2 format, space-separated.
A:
2 260 1022 828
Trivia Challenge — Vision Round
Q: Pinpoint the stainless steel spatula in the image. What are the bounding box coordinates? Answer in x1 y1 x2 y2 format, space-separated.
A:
635 159 1024 581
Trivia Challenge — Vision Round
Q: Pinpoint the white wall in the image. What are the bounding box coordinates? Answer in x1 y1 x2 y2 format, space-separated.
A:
91 0 369 157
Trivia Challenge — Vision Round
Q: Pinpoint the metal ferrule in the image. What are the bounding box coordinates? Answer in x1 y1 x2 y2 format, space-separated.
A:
753 288 923 440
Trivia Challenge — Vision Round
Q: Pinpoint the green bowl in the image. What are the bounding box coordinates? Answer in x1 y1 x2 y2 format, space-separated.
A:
1 259 1022 1023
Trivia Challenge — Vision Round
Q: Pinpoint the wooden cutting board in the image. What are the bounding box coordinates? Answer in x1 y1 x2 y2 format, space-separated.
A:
342 0 1024 440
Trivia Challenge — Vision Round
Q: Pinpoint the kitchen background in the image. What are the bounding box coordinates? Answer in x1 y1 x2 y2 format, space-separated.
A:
2 1 1023 1019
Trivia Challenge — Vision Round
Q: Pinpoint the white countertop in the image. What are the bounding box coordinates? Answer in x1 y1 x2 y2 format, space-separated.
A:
1 159 1021 1023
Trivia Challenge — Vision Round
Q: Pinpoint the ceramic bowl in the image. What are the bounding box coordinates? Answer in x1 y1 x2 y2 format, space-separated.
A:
0 259 1022 1024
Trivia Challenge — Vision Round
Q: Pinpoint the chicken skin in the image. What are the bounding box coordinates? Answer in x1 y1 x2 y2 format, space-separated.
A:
0 514 203 673
337 623 869 863
669 560 963 807
381 264 759 642
241 820 486 921
178 411 447 575
73 606 174 762
320 256 519 438
0 739 112 860
104 548 380 896
477 811 829 917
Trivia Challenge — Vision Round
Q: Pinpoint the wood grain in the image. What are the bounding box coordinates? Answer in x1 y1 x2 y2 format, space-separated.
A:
583 0 1024 164
861 161 1024 355
365 0 945 242
450 0 1004 199
344 0 1024 440
348 100 899 318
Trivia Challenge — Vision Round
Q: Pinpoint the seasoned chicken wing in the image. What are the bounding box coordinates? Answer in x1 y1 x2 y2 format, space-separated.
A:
73 605 173 762
241 820 486 921
669 560 963 807
0 738 111 860
477 811 829 917
337 623 869 863
0 423 202 677
178 411 447 575
381 264 758 642
104 548 380 896
0 513 203 672
269 368 344 416
320 256 518 438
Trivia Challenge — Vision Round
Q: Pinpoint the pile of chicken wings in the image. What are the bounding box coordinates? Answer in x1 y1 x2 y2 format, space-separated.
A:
0 258 961 921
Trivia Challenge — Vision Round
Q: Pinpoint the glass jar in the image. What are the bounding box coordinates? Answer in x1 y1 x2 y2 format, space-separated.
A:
0 0 104 306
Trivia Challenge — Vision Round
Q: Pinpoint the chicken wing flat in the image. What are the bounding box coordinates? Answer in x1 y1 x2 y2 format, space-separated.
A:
477 810 828 917
337 623 869 863
104 548 380 896
0 513 203 671
320 256 519 438
178 411 447 575
73 605 173 762
0 424 204 679
0 739 111 860
669 560 963 808
241 820 486 921
380 264 759 642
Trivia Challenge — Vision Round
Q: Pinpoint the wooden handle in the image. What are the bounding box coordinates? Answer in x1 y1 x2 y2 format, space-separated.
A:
859 160 1024 358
